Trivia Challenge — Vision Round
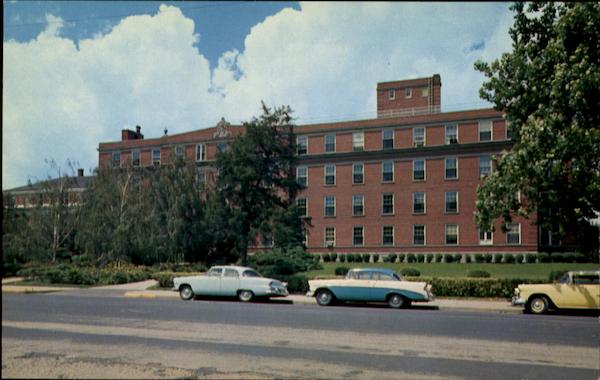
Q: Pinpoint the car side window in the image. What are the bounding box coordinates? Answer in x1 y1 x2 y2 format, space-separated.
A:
224 269 239 278
242 270 261 277
357 271 371 280
208 268 223 277
559 273 570 284
346 271 358 279
573 275 599 285
375 273 393 281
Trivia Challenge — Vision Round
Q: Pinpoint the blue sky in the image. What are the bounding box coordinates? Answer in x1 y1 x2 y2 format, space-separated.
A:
3 2 515 190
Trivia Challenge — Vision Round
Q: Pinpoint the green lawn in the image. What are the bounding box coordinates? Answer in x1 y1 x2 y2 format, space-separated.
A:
6 280 91 288
302 263 600 280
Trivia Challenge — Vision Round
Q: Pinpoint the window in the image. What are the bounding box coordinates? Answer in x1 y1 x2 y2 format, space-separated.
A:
352 195 364 216
382 225 394 246
479 155 492 177
242 270 260 278
413 127 425 147
324 227 336 247
382 161 394 182
405 88 412 98
573 275 600 285
382 129 394 150
196 172 206 185
297 197 307 217
445 124 458 144
445 224 459 245
324 164 336 185
152 149 161 166
479 229 493 245
324 196 336 217
297 166 307 187
353 226 364 246
325 134 336 153
217 142 228 153
208 268 223 277
175 145 184 158
445 157 458 179
389 89 395 100
479 120 492 141
506 120 514 140
112 151 121 167
413 225 425 245
506 223 521 244
297 135 308 155
132 150 140 167
353 163 364 184
352 132 364 152
382 193 394 215
421 87 429 97
262 234 274 247
445 191 458 213
413 159 425 181
196 144 206 161
413 192 425 214
224 268 239 278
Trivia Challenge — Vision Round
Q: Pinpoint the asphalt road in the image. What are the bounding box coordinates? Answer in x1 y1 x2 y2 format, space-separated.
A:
3 290 600 379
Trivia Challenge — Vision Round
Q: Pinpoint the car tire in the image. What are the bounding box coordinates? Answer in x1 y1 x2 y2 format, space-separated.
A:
238 290 254 302
179 285 193 301
526 296 549 314
316 289 334 306
388 294 407 309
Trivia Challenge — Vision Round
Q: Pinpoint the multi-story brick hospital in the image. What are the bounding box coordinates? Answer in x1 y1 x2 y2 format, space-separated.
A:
96 74 543 256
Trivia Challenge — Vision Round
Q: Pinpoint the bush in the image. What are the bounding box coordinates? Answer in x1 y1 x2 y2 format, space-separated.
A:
417 254 425 263
467 270 491 278
484 254 493 263
372 254 379 263
382 256 391 263
16 263 152 286
353 254 363 263
406 254 416 263
362 254 371 263
404 277 540 298
278 274 309 294
515 254 524 264
453 254 462 263
503 254 515 264
322 254 331 263
474 254 484 263
551 253 564 263
330 253 338 262
400 268 421 277
391 254 400 263
493 254 503 264
525 254 536 263
465 255 472 264
538 253 550 263
443 254 453 263
334 266 350 276
339 254 346 263
435 255 443 263
573 253 587 263
249 247 322 277
426 254 434 263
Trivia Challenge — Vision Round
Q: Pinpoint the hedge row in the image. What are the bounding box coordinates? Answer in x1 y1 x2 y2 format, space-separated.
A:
17 263 153 286
321 252 589 264
404 276 540 298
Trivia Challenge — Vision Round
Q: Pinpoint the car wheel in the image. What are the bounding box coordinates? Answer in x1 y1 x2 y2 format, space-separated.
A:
179 285 193 301
238 290 254 302
527 296 549 314
316 289 334 306
388 294 407 309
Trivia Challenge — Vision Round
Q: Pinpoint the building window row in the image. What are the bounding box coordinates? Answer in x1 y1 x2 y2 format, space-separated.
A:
316 223 521 247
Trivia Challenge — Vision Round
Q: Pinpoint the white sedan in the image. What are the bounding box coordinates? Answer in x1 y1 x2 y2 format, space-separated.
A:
173 265 289 302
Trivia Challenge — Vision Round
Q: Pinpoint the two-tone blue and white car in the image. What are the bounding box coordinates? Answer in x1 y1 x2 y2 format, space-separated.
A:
173 265 289 302
307 268 434 308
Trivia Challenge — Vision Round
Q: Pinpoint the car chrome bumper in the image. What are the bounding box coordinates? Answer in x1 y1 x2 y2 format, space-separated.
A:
306 290 314 297
267 288 289 297
512 296 526 306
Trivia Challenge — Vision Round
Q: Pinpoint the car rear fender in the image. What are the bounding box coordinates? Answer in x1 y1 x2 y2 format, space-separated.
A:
385 289 426 302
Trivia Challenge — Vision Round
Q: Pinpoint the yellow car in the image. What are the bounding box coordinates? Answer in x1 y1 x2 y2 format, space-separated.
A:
512 270 600 314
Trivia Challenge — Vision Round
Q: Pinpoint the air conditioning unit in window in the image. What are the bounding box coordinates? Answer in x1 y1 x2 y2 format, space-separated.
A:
326 242 334 248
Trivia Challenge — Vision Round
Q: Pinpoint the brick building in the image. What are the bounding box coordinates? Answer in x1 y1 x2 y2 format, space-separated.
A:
97 75 540 256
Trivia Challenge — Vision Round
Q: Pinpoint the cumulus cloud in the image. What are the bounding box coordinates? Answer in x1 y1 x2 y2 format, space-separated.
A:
2 2 514 189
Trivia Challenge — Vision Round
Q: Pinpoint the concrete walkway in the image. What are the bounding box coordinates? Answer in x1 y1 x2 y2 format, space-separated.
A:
2 278 519 313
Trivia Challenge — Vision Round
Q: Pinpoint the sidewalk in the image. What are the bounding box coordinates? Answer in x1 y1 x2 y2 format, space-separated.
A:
2 278 519 314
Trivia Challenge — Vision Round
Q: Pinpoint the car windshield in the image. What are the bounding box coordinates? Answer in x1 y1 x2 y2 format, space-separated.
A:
242 270 262 278
558 273 570 284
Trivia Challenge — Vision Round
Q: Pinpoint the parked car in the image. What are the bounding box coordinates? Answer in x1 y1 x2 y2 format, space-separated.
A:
173 265 289 302
307 268 434 308
512 270 600 314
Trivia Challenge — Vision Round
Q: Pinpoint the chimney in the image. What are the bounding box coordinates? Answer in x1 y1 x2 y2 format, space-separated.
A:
136 125 141 134
77 168 84 177
121 125 144 140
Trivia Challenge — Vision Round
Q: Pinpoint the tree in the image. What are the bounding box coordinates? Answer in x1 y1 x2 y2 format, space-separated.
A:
474 2 600 253
215 104 306 264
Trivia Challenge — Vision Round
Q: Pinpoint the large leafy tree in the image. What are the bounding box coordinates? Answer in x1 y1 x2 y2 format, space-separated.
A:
474 2 600 252
215 104 307 264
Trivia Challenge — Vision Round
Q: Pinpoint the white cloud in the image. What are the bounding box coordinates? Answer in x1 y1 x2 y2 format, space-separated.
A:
2 2 514 189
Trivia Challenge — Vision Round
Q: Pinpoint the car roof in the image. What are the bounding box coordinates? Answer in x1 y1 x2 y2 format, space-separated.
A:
569 270 600 275
211 265 257 272
350 268 398 275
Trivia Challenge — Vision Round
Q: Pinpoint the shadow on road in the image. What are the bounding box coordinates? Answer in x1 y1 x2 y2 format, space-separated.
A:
536 309 600 318
192 295 293 305
324 301 439 311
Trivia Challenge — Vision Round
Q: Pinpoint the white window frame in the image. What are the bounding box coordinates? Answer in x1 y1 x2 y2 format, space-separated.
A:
296 197 308 217
382 160 394 183
353 163 364 184
413 127 425 147
405 87 412 98
506 223 521 245
478 120 493 142
296 166 308 187
444 157 458 180
352 132 364 152
445 124 458 144
382 193 394 215
324 227 336 247
152 148 161 166
297 135 308 155
196 144 206 162
382 129 394 150
479 155 492 177
324 164 336 186
324 195 336 217
479 229 493 245
352 194 364 217
445 224 459 245
389 89 395 100
353 226 364 247
413 225 426 246
413 192 426 214
324 134 336 153
445 191 459 214
382 225 394 246
413 159 426 181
